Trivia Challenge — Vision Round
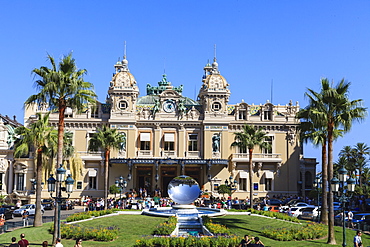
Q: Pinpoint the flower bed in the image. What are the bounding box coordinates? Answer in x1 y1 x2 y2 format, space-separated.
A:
49 224 119 241
261 222 327 241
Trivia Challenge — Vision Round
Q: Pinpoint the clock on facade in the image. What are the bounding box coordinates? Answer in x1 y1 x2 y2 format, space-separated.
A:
163 100 176 113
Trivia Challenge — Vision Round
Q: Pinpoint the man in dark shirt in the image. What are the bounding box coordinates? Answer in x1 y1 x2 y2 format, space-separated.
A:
18 233 29 247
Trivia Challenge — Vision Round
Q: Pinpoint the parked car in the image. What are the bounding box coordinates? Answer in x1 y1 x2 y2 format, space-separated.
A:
299 207 320 221
268 205 281 212
290 207 310 218
41 199 54 210
12 204 44 216
268 199 283 205
0 207 14 220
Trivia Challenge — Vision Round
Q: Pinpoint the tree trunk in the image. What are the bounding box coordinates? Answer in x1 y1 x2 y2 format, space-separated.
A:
104 149 110 210
249 148 254 209
321 141 328 225
34 149 43 227
327 123 336 244
53 104 66 244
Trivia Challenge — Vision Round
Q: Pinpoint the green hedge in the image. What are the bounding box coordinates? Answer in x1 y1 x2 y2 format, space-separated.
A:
134 235 240 247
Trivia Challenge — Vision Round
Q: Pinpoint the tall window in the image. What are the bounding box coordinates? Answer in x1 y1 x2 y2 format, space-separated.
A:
188 134 198 151
16 173 24 190
140 133 151 150
265 178 272 191
164 133 175 151
263 136 273 154
88 169 97 190
89 177 97 190
239 178 247 191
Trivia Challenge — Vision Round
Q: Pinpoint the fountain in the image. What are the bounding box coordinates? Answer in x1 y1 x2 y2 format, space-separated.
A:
142 175 226 236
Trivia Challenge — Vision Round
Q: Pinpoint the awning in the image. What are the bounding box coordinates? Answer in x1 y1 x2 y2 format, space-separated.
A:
164 133 175 142
140 133 151 141
239 171 248 178
264 170 274 179
88 168 97 177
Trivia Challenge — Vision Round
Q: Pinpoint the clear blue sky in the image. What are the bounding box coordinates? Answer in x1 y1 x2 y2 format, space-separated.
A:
1 1 370 169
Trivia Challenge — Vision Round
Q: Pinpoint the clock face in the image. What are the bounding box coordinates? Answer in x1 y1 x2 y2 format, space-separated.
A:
163 100 176 113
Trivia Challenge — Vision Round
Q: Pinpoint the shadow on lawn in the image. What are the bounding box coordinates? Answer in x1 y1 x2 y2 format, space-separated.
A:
212 217 262 234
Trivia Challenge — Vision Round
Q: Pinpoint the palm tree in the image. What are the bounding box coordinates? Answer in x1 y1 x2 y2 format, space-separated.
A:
303 78 367 244
230 124 270 209
14 113 57 227
26 53 96 241
353 143 370 186
297 115 331 225
339 146 356 177
88 125 125 209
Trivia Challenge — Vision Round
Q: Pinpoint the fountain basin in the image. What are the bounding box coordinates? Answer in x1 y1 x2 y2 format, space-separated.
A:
142 206 226 217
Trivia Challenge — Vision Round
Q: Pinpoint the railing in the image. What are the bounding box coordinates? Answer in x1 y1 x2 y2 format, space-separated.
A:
77 151 103 157
233 153 281 159
186 151 200 158
137 150 153 157
162 151 176 158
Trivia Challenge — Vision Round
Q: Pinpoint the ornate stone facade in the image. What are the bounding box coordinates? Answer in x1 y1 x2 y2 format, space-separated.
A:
16 54 316 202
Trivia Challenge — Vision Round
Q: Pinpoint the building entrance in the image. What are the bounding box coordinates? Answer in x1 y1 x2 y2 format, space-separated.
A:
136 166 153 195
160 166 177 197
184 166 202 185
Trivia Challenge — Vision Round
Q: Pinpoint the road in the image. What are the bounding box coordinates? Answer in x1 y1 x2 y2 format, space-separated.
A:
3 206 85 231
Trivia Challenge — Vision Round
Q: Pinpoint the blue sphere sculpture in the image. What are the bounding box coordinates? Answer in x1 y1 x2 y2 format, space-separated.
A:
168 175 200 205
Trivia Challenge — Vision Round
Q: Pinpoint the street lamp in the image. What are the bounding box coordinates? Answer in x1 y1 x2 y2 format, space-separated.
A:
30 178 44 193
314 175 321 222
47 164 74 240
115 176 128 200
225 175 238 192
331 166 355 247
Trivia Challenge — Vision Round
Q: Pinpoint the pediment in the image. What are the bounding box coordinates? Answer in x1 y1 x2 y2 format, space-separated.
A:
160 90 181 99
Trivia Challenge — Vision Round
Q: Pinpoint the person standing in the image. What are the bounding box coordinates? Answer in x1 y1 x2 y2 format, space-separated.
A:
348 210 354 228
239 235 251 247
18 233 29 247
42 241 48 247
0 214 6 233
54 238 63 247
354 230 362 247
21 210 29 227
8 237 18 247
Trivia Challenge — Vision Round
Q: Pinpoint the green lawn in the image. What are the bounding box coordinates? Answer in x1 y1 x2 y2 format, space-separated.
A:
0 214 367 247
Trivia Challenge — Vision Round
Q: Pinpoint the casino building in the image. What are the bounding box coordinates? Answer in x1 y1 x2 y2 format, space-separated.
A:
5 54 316 203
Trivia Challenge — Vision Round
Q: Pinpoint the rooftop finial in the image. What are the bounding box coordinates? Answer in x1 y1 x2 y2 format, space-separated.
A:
163 57 166 75
213 44 217 62
123 41 127 59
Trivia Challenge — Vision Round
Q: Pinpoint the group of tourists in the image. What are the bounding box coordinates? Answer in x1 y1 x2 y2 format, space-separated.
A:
6 233 83 247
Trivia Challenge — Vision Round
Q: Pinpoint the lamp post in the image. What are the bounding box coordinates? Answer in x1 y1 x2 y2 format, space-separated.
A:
331 166 355 247
47 164 74 240
115 176 128 200
225 175 238 196
314 175 321 222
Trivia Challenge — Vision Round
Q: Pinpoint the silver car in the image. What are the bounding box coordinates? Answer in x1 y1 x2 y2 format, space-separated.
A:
13 204 44 216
